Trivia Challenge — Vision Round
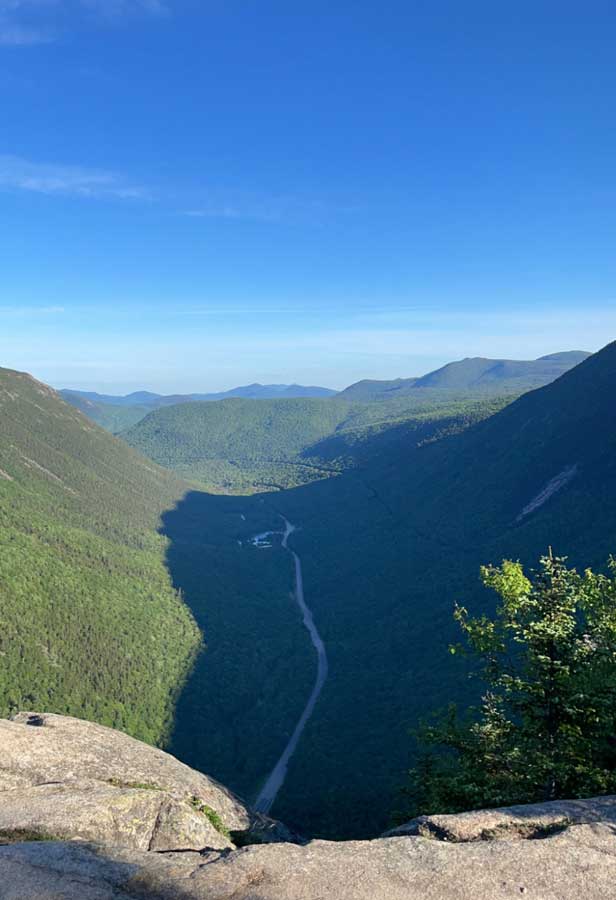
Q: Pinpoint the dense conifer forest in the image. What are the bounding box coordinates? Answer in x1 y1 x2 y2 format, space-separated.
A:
0 368 200 744
123 393 513 492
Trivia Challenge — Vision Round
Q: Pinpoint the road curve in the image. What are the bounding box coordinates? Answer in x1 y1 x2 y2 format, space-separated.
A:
254 517 328 815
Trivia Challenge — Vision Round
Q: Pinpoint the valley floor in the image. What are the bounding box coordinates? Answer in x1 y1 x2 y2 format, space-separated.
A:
254 517 329 814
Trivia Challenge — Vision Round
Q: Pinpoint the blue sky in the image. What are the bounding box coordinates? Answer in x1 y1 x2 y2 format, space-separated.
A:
1 1 615 392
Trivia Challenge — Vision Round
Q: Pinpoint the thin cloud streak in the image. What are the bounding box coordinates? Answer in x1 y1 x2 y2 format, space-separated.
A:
183 209 249 220
178 187 354 225
0 155 149 199
0 304 65 317
0 154 332 220
181 207 283 223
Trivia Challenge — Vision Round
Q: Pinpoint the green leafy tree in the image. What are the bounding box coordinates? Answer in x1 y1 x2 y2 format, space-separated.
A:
402 552 616 817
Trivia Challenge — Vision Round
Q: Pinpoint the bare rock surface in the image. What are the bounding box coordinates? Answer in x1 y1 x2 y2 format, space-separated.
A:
3 713 616 899
0 781 232 852
0 713 288 850
385 794 616 841
2 823 616 900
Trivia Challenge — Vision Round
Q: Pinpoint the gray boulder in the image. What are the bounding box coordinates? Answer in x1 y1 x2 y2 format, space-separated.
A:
0 713 290 850
385 794 616 841
0 781 233 852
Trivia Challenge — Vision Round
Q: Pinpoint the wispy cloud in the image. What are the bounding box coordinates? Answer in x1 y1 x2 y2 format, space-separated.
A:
0 154 149 199
183 209 243 220
0 304 65 317
0 154 335 219
179 190 351 225
0 0 168 46
181 207 282 223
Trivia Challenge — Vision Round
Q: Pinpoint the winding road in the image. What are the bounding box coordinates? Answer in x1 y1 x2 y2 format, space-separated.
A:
254 517 328 815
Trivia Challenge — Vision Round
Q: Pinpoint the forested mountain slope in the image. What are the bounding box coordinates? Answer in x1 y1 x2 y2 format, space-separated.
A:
61 384 337 433
338 350 590 400
0 367 200 743
201 342 615 838
61 389 163 407
59 390 150 434
122 393 512 492
0 368 329 812
337 377 419 401
412 350 590 390
123 397 357 490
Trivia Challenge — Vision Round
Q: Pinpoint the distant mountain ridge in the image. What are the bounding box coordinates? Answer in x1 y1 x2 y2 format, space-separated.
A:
62 350 590 411
413 350 591 389
338 350 591 400
61 351 590 434
61 383 337 408
117 347 592 491
59 383 337 433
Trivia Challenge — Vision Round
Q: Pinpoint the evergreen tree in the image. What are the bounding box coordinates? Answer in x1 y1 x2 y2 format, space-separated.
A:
402 552 616 817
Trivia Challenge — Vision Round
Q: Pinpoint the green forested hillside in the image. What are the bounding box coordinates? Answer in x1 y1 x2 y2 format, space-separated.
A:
59 390 150 433
123 397 356 491
0 366 331 809
336 377 419 401
0 368 200 744
411 350 590 390
308 393 508 466
122 393 512 492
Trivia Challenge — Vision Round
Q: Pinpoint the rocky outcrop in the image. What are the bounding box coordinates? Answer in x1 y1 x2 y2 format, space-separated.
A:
3 822 616 899
2 713 616 899
0 713 292 850
0 780 234 852
384 795 616 841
